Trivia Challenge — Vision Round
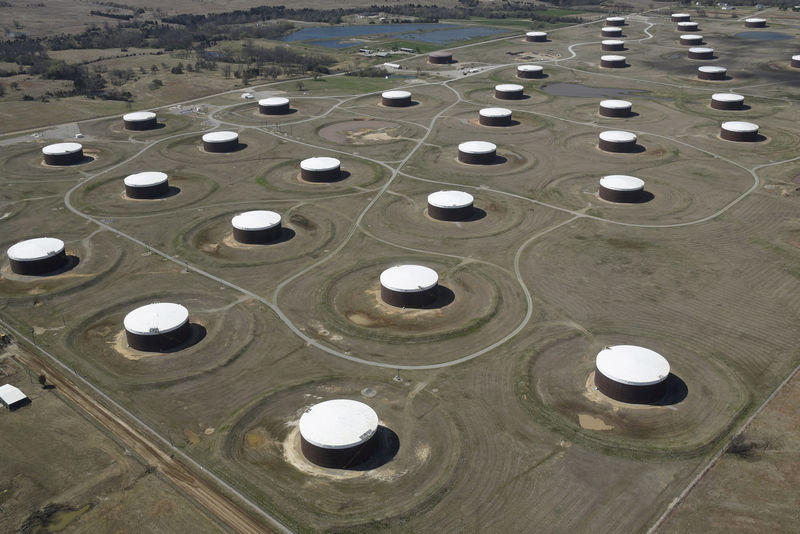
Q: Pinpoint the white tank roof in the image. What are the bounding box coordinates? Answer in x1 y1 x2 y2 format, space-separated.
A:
258 97 289 106
123 111 156 122
680 34 703 40
599 130 637 143
600 175 645 191
600 99 632 109
526 31 547 37
678 21 698 27
672 12 690 17
601 27 622 32
231 210 281 231
689 47 714 54
380 264 438 292
596 345 670 386
699 66 726 73
601 55 626 62
7 237 65 262
124 303 189 336
458 141 497 154
517 64 543 72
382 90 411 99
602 39 625 45
42 142 82 156
428 190 474 209
124 171 168 188
745 17 766 23
712 93 744 102
793 55 800 61
606 17 625 22
722 121 758 133
300 156 340 172
495 83 524 92
299 399 379 449
202 131 238 143
479 107 512 118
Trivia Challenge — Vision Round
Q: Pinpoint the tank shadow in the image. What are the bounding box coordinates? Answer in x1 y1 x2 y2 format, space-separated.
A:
347 426 400 471
652 373 688 406
159 323 207 353
36 255 80 277
417 285 455 310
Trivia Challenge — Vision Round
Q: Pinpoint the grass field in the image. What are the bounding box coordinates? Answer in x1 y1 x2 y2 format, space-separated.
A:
1 6 800 533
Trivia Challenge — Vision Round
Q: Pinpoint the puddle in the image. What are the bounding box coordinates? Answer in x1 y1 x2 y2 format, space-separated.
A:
734 31 793 40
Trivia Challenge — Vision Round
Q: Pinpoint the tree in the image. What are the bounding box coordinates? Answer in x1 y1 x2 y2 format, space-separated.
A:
150 64 159 74
149 78 163 90
38 373 47 387
296 80 305 91
222 64 232 79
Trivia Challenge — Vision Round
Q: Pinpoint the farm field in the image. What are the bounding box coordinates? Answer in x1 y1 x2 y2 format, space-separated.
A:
1 6 800 533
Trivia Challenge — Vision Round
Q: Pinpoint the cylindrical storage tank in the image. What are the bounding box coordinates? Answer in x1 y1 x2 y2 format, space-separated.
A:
381 90 412 107
680 34 704 45
606 16 625 26
428 51 453 64
525 31 548 42
495 83 525 100
299 399 380 469
711 93 744 110
594 345 670 404
7 237 67 275
599 175 645 202
458 141 497 164
598 130 637 152
427 190 474 221
124 171 169 199
258 97 291 115
688 47 714 60
697 66 727 80
599 99 632 118
601 39 625 51
123 111 157 130
380 265 439 308
677 21 699 31
792 55 800 68
600 55 626 68
42 142 83 165
232 210 282 244
123 303 191 352
720 121 759 142
517 65 544 79
300 156 341 182
671 13 691 22
479 107 512 127
744 17 766 28
202 131 239 153
601 26 623 38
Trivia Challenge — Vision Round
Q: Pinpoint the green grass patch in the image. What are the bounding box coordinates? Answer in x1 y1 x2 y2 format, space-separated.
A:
468 17 535 29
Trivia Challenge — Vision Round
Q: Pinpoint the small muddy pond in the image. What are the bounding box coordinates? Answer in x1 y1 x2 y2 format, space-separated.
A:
542 83 648 98
318 120 401 144
734 31 793 41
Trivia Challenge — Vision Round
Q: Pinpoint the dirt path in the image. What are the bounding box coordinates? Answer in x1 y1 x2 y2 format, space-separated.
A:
9 345 287 534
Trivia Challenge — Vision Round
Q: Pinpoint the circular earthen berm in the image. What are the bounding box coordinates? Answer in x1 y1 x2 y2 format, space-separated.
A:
698 66 727 80
458 141 497 164
688 47 714 60
677 21 699 31
598 131 637 153
517 65 544 79
479 107 512 127
495 83 525 100
720 121 759 142
744 17 766 28
671 13 691 23
380 264 439 308
600 55 626 68
259 97 291 115
7 237 67 275
599 99 632 118
123 302 191 352
602 26 623 38
42 142 83 165
202 131 239 153
428 51 453 64
381 90 412 107
232 210 282 244
300 156 341 182
599 175 645 203
601 39 625 51
124 171 169 199
594 345 670 404
299 399 381 469
427 190 474 221
525 31 548 42
711 93 744 110
680 34 703 45
123 111 157 130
